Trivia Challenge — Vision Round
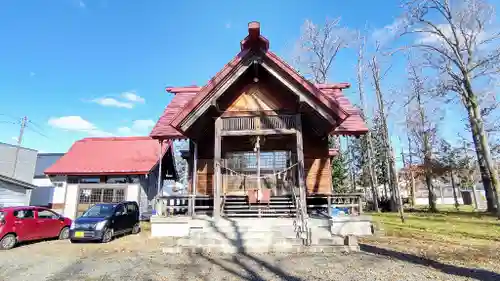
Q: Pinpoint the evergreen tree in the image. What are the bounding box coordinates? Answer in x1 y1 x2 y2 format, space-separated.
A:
329 136 349 193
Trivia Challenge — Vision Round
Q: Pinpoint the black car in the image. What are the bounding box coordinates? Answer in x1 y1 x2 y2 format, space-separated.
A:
69 201 140 243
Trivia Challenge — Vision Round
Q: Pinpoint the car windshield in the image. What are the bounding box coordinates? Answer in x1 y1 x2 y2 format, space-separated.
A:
0 211 4 222
82 204 116 218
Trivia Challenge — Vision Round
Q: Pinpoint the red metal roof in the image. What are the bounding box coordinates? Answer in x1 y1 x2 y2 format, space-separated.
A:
150 90 198 138
44 137 171 175
320 86 368 136
150 21 367 139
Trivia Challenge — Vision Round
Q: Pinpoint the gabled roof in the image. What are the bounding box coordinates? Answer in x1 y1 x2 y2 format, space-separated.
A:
150 21 368 139
44 137 172 175
150 89 198 139
0 174 36 189
151 85 367 138
34 153 65 178
318 85 368 135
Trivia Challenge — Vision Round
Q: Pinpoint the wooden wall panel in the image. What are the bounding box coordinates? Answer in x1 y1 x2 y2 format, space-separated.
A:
196 159 214 196
305 158 332 195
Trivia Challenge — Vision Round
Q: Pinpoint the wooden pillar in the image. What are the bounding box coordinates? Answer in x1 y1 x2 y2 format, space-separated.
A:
192 140 198 216
327 195 332 218
295 114 308 217
157 140 163 195
256 136 261 192
156 139 163 216
214 118 222 218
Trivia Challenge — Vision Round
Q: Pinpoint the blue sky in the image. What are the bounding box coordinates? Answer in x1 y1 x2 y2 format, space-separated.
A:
0 0 491 163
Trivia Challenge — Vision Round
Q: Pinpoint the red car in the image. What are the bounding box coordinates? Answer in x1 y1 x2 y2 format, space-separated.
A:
0 206 72 250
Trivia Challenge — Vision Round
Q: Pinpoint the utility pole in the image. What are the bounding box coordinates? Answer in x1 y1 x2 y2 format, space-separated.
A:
12 116 27 179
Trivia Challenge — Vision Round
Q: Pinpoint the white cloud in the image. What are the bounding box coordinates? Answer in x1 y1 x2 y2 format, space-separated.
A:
116 119 156 136
92 97 134 109
372 18 407 44
132 119 155 131
121 91 145 103
48 116 112 136
415 23 490 51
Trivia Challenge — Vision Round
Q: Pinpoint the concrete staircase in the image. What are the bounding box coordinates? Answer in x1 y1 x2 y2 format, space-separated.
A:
160 217 358 254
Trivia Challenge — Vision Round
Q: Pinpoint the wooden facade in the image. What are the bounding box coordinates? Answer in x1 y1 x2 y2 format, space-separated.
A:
184 71 333 197
150 22 368 217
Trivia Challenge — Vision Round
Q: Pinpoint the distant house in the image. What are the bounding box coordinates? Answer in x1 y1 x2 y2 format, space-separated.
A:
0 142 38 207
0 142 37 183
0 174 35 207
44 137 177 219
30 153 66 212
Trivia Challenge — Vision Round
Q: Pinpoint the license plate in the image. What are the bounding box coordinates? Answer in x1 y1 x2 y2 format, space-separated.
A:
74 231 84 238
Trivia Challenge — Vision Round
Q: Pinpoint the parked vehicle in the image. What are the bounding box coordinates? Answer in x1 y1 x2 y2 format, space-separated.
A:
69 201 140 243
0 206 72 250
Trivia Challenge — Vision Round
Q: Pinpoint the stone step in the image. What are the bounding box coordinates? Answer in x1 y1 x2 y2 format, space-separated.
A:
189 231 300 240
190 225 299 233
179 236 304 246
162 244 358 254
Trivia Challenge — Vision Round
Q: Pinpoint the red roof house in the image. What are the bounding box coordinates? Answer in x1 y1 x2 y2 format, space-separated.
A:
44 136 177 219
45 137 175 176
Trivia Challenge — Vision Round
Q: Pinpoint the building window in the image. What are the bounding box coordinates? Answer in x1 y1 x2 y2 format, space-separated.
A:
53 182 64 188
102 189 114 202
67 176 79 184
78 188 126 204
129 175 140 183
79 177 100 184
106 176 128 184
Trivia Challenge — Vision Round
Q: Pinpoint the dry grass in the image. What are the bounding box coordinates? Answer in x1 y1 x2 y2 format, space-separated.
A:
363 205 500 272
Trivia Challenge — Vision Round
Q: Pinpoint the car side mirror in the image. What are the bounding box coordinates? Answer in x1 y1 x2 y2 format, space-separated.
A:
58 216 65 221
114 211 121 216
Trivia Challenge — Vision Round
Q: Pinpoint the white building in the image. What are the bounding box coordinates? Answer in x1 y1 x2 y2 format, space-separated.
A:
30 153 66 213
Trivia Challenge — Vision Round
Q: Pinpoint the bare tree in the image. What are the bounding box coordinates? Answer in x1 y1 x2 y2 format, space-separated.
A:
294 18 356 191
402 0 500 215
368 43 403 219
357 35 380 212
405 57 441 212
294 18 355 83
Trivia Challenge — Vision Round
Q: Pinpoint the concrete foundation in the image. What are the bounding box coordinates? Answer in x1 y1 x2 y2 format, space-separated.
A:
329 215 373 236
151 215 373 254
150 215 190 237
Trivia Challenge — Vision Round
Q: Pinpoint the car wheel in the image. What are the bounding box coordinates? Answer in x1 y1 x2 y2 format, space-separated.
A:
58 227 70 240
101 228 113 243
0 234 17 250
131 223 141 234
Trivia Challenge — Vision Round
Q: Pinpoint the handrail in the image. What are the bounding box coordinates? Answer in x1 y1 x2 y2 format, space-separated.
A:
291 184 310 245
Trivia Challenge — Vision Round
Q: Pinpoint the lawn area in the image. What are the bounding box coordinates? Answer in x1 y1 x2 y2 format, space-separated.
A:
363 205 500 272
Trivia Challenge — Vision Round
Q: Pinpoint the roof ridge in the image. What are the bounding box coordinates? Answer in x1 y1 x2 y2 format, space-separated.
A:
80 136 154 142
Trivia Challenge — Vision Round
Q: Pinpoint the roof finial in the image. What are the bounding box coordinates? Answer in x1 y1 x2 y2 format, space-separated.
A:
248 21 261 39
241 21 269 51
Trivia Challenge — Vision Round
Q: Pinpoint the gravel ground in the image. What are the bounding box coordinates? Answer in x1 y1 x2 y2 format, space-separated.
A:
0 233 498 281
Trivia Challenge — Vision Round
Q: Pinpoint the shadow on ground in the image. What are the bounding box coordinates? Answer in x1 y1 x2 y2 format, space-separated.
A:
194 217 303 281
360 243 500 281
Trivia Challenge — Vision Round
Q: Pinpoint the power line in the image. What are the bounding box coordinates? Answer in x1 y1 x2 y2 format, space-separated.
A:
26 123 50 139
28 119 45 132
0 120 17 125
0 113 19 121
